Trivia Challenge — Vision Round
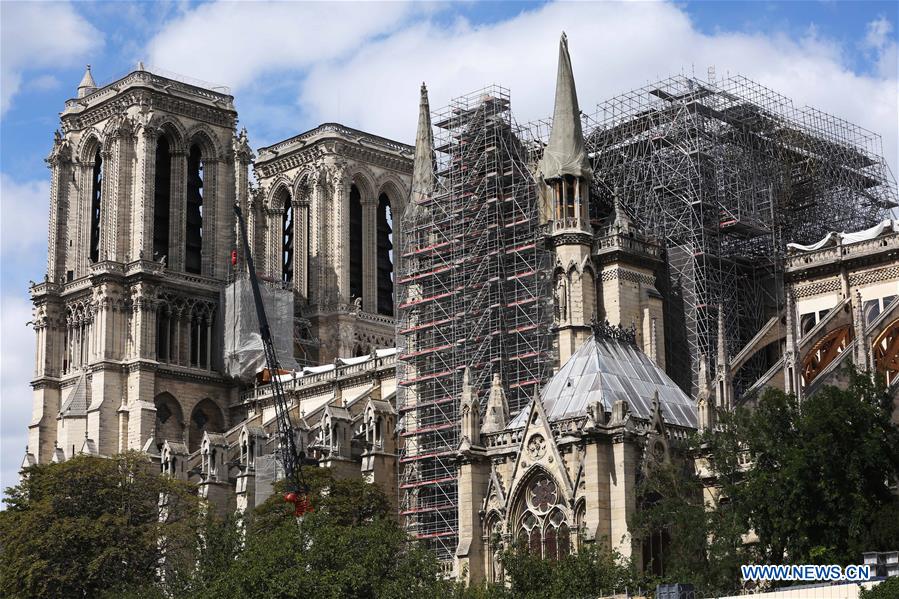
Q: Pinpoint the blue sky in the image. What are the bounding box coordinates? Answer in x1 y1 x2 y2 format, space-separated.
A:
1 0 897 497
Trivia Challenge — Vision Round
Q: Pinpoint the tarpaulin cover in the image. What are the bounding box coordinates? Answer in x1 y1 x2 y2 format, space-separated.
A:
223 278 297 381
787 219 898 252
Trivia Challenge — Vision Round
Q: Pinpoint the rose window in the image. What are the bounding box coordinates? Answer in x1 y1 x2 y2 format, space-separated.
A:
529 475 558 513
526 434 547 460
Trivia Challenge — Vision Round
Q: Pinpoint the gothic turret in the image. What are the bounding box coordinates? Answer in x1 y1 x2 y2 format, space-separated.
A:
77 65 96 98
542 33 596 365
481 373 509 434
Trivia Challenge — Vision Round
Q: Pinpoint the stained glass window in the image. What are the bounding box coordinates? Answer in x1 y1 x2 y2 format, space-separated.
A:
517 474 571 560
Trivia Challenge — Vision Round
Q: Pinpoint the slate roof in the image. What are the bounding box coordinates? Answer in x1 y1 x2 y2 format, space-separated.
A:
510 336 697 429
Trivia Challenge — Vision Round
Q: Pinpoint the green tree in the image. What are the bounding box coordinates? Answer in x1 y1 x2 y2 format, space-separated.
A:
734 371 899 567
860 576 899 599
632 371 899 595
482 542 639 599
194 468 455 599
0 452 200 598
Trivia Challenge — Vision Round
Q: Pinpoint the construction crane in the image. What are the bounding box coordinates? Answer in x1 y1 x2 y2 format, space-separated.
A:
233 204 311 516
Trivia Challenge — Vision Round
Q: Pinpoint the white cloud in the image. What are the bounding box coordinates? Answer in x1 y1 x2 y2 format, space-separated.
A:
142 1 898 176
864 16 894 52
0 295 34 497
0 2 102 116
0 174 49 258
296 2 898 177
861 16 898 82
146 1 423 90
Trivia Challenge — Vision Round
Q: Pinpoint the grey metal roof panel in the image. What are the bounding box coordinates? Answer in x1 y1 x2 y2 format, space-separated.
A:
509 336 697 429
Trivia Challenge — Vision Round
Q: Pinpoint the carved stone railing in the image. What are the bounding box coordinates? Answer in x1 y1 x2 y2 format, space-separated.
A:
64 69 232 110
258 123 413 159
594 232 662 259
239 352 397 403
786 231 899 271
550 217 590 234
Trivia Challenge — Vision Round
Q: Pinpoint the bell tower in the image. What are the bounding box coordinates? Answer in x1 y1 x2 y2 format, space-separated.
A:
539 33 597 365
28 65 243 465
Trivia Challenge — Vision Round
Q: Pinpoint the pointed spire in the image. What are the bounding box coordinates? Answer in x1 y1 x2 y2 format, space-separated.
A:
611 188 633 233
538 32 592 182
481 373 510 434
411 82 436 207
77 65 97 98
698 353 716 432
460 367 481 449
717 304 729 369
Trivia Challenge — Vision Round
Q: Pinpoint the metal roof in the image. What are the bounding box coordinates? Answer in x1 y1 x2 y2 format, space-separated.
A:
510 336 697 429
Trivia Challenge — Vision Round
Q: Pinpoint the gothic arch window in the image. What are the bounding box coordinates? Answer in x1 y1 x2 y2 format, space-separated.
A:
154 392 184 446
89 148 103 263
349 184 363 303
153 136 172 262
278 187 294 284
188 398 224 452
514 472 571 560
376 193 394 315
185 144 204 274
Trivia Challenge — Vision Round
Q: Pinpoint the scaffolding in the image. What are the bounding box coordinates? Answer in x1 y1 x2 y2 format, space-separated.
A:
572 74 897 395
396 86 553 562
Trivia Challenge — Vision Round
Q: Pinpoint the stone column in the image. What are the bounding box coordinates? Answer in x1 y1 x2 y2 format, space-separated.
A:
202 158 217 277
46 145 73 282
608 437 640 564
133 127 158 262
308 173 322 305
293 198 305 297
455 454 490 584
362 197 377 312
583 439 612 546
333 165 349 304
170 150 187 271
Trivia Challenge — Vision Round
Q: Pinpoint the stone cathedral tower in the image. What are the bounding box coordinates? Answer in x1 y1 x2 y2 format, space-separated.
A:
27 66 245 465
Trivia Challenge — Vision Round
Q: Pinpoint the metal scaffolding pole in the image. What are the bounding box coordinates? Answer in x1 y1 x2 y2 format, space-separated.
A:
396 86 552 564
576 74 896 395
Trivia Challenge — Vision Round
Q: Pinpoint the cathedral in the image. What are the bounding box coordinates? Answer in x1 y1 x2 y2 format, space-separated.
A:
24 34 898 583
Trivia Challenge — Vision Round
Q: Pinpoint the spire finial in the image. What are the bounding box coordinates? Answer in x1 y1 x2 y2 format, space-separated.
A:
411 82 436 208
538 32 592 182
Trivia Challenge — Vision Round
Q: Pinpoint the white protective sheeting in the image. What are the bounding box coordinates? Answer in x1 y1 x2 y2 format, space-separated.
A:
787 219 898 252
222 278 297 381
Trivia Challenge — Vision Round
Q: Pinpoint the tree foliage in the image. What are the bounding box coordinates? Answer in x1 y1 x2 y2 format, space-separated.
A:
189 468 454 599
0 452 200 598
631 371 899 595
486 542 640 599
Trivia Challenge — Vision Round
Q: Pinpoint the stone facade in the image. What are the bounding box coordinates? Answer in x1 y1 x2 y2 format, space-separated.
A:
251 123 412 364
25 68 412 468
